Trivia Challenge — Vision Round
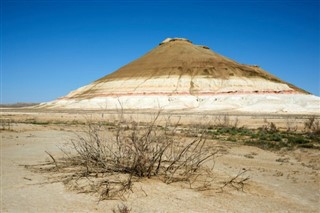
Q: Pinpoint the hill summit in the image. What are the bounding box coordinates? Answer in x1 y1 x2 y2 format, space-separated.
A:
42 38 319 114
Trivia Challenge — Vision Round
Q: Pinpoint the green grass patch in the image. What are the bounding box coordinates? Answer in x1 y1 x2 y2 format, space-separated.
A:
204 126 318 151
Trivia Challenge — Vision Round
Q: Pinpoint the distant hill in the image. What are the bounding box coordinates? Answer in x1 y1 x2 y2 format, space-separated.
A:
0 103 39 108
40 38 319 114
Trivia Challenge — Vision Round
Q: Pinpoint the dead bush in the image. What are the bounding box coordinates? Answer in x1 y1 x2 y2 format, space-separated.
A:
304 116 320 136
260 121 277 133
213 115 239 128
285 118 298 132
37 112 219 200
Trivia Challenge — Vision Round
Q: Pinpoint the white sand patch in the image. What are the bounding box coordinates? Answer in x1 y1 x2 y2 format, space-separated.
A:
42 94 320 114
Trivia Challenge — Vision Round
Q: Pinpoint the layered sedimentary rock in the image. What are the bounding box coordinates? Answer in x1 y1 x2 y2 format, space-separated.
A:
42 38 319 113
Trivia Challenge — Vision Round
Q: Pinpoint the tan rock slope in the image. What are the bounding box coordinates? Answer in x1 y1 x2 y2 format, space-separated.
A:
42 38 319 114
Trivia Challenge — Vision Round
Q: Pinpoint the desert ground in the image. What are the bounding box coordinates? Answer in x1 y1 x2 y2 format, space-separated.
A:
1 108 319 212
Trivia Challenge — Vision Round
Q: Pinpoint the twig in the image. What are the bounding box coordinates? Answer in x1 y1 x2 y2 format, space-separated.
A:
220 169 249 192
23 177 32 181
45 151 58 168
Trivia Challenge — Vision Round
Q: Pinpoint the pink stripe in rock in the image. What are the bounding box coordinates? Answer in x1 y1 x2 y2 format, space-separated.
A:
58 90 298 100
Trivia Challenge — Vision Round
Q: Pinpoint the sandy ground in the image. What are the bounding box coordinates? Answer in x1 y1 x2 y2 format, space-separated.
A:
1 107 319 130
1 121 319 213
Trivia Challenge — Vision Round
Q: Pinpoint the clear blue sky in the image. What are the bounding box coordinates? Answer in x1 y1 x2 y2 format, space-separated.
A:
1 0 319 103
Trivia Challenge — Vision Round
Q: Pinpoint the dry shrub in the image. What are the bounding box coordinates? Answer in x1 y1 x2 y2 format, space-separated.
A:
213 115 239 128
304 116 320 136
260 121 277 133
39 112 219 200
285 118 298 132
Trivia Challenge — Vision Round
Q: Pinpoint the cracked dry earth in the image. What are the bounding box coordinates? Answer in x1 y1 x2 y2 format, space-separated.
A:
1 124 319 212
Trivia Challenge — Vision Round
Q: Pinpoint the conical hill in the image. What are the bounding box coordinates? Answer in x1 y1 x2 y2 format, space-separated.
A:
100 39 287 83
42 38 319 113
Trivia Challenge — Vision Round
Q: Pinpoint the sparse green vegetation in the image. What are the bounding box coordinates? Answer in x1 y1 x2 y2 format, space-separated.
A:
174 116 320 151
204 124 319 151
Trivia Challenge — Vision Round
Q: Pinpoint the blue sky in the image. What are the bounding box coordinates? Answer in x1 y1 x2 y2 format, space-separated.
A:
1 0 319 103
